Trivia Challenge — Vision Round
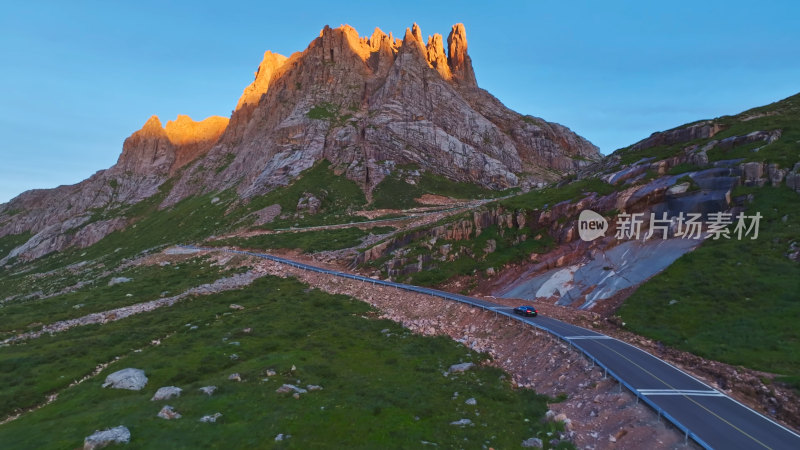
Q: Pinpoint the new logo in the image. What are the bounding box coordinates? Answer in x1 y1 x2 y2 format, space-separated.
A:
578 209 608 241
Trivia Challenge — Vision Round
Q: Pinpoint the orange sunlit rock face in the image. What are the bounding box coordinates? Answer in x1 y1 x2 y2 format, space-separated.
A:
164 115 229 147
447 23 476 86
166 115 229 171
426 33 451 80
119 114 229 175
235 51 289 110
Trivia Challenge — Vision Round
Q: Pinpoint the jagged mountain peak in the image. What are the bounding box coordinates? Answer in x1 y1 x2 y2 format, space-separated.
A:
425 33 451 80
134 115 167 138
0 22 601 263
164 114 229 146
447 23 476 86
116 114 229 175
235 51 289 110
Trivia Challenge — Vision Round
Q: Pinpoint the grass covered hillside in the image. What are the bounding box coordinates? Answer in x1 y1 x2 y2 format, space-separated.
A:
619 185 800 388
0 157 572 448
612 93 800 388
0 274 567 449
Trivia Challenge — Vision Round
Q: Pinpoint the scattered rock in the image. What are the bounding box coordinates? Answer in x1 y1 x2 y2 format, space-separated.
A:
484 239 497 254
446 362 474 374
229 304 244 310
228 373 242 382
297 192 322 214
275 433 291 441
449 418 472 426
276 384 307 394
199 386 217 396
157 405 182 420
108 277 132 286
243 327 252 333
102 368 148 391
521 437 543 448
465 397 477 405
83 426 131 450
199 413 222 423
151 386 182 401
307 385 323 391
251 204 282 226
264 369 276 377
666 182 690 195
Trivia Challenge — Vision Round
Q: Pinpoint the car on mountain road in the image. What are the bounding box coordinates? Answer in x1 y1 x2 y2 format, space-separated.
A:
513 306 538 317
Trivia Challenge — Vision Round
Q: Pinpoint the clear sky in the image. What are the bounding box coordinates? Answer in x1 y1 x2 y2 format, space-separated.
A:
1 0 798 203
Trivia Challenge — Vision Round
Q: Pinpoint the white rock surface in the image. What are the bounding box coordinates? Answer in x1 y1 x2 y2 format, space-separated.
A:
102 368 147 390
151 386 182 401
83 426 130 450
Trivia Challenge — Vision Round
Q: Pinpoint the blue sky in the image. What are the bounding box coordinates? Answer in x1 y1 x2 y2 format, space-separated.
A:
1 0 798 203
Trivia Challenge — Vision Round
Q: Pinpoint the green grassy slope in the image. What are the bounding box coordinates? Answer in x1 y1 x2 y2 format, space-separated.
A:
619 181 800 386
209 226 395 253
610 93 800 387
0 257 246 339
0 276 568 449
372 166 511 209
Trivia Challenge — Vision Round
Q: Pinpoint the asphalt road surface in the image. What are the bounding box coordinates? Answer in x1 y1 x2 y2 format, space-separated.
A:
189 245 800 450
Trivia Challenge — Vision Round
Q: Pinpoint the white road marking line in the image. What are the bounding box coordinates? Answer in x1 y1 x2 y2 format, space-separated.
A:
563 335 612 340
639 389 725 397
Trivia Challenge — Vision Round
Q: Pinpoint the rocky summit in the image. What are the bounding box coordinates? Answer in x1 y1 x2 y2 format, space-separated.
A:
0 22 598 263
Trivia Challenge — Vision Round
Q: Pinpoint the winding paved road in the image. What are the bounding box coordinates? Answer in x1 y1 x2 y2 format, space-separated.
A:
185 245 800 450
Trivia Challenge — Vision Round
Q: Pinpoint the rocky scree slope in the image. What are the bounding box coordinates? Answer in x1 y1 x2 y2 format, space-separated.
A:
0 22 598 264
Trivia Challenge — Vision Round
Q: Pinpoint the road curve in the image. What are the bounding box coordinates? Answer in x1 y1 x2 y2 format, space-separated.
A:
184 245 800 450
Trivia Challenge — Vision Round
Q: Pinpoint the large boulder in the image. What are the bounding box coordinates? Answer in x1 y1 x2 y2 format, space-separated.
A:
83 426 130 450
102 368 148 391
767 163 786 187
741 162 765 186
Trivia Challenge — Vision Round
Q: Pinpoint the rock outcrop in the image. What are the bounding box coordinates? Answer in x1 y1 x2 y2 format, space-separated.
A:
83 426 131 450
0 22 599 263
167 22 599 203
102 368 148 391
0 113 227 263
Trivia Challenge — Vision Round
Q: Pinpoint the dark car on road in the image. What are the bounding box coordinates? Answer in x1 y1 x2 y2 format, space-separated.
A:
513 306 538 317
